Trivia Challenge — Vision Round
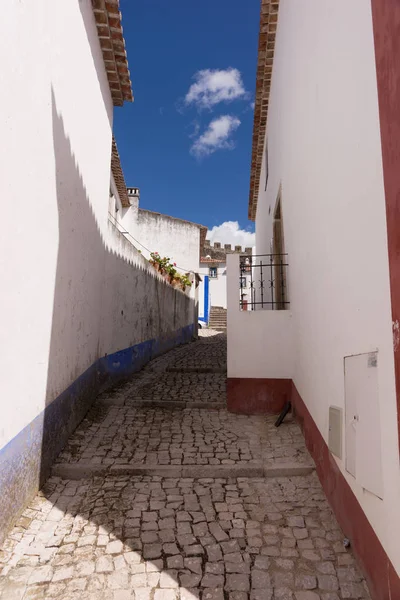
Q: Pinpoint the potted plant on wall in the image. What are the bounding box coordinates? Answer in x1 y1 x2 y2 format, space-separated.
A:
171 272 181 288
150 252 170 274
166 263 178 284
149 252 192 292
180 274 192 291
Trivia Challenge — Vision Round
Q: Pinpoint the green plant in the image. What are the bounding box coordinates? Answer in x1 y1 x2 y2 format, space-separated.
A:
166 264 177 279
180 274 192 288
150 252 170 272
149 252 191 290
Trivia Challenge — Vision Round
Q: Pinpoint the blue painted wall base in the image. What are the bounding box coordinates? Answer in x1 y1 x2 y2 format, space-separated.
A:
0 323 194 544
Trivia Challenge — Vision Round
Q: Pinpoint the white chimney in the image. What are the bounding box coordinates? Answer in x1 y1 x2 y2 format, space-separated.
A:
127 187 140 207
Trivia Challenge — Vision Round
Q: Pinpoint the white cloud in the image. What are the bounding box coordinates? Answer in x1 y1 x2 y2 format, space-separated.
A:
188 119 200 139
207 221 255 248
250 101 255 110
185 68 248 110
190 115 241 159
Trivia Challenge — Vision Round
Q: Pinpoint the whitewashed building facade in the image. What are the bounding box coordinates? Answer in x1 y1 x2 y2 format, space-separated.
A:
227 1 400 597
0 0 196 544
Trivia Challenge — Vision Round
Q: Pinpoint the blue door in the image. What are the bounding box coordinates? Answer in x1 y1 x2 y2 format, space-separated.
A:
204 275 209 324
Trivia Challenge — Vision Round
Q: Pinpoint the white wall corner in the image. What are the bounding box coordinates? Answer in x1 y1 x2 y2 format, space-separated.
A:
227 253 241 317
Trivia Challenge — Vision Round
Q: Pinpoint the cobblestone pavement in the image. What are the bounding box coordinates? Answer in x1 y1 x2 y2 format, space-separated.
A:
53 408 312 476
264 416 312 468
126 373 226 408
96 332 226 410
0 331 371 599
54 332 312 475
55 408 265 468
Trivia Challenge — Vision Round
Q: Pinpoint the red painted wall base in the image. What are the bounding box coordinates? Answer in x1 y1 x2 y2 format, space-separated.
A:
290 382 400 600
226 376 400 597
226 377 291 414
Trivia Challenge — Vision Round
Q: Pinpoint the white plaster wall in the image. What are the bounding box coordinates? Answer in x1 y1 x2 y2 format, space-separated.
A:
0 0 113 450
100 225 195 356
209 265 227 309
198 264 228 311
0 1 196 459
227 254 294 378
136 210 201 274
254 0 400 572
108 179 140 254
198 273 206 321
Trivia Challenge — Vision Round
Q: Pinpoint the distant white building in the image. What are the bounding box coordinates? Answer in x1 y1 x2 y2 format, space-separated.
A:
198 242 253 324
112 194 254 326
109 187 207 277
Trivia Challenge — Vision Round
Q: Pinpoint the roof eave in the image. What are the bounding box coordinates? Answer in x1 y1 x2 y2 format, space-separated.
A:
111 136 130 207
248 0 280 221
92 0 134 107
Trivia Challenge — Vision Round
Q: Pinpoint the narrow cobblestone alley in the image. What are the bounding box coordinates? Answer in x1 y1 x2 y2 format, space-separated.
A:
0 332 371 600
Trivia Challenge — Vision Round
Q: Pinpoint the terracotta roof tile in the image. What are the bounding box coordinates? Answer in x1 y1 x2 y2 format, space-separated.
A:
91 0 133 106
200 257 224 264
111 136 129 207
248 0 280 221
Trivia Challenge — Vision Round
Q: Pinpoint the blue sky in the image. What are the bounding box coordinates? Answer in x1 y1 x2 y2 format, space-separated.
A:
113 0 260 246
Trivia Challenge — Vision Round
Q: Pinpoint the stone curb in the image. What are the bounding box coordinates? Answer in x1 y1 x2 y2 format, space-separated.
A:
97 399 226 410
109 465 265 478
51 464 109 480
97 397 126 406
52 462 315 480
263 463 315 477
166 367 227 374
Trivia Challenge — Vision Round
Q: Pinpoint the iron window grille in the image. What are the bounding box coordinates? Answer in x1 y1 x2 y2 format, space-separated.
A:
209 267 218 279
239 254 289 310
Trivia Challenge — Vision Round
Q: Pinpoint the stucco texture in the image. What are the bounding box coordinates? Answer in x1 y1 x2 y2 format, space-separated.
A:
0 1 196 544
137 209 202 274
250 0 400 576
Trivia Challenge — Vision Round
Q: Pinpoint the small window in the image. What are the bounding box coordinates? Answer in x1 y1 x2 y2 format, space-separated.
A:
209 267 218 279
240 276 246 289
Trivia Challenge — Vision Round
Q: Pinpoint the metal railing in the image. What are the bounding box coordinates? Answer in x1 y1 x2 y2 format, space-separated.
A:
239 254 289 310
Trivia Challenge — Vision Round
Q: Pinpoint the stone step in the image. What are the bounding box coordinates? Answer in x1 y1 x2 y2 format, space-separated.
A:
52 462 315 480
166 366 226 373
98 398 226 410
